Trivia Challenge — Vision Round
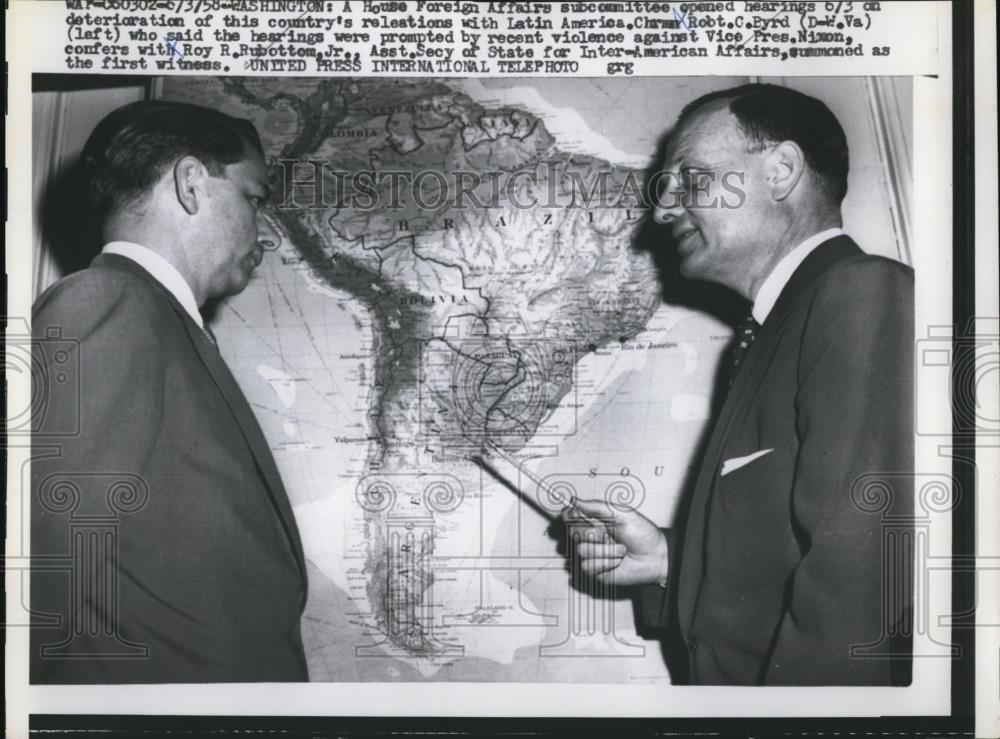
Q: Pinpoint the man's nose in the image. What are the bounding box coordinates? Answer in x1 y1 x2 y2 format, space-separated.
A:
652 188 685 225
650 170 687 225
256 211 279 250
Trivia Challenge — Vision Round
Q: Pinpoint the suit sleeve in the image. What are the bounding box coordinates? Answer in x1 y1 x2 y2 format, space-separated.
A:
31 274 167 682
763 258 914 685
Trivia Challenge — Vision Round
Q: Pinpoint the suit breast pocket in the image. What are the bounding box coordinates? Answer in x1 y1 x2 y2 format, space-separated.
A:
714 445 797 549
716 444 795 506
720 448 775 477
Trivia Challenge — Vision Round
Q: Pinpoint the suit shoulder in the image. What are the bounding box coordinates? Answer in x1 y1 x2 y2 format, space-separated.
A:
802 252 914 346
33 264 173 336
823 252 913 289
808 253 913 310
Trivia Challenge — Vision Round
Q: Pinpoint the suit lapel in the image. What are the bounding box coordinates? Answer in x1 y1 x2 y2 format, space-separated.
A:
676 236 864 635
192 333 308 581
92 254 307 580
704 239 864 471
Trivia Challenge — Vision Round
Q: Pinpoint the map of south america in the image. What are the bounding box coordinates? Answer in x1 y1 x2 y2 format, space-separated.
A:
164 76 730 680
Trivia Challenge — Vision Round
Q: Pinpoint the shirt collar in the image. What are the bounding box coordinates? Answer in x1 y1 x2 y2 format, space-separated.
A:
751 228 844 324
101 241 204 329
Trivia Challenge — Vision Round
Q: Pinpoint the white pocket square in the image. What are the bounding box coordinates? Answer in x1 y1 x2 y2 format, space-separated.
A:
720 449 774 477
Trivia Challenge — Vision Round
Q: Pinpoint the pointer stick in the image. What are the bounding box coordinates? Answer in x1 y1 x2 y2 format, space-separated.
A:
479 441 612 528
471 443 613 537
472 454 560 524
483 441 577 509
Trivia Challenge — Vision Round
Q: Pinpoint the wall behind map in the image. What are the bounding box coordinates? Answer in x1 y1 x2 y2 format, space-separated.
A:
31 75 148 297
760 76 912 263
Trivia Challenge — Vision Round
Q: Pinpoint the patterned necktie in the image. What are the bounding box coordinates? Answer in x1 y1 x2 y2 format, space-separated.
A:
203 324 219 349
728 313 760 387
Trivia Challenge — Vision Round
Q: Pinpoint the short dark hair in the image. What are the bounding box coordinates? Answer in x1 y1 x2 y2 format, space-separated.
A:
81 100 263 221
677 83 849 203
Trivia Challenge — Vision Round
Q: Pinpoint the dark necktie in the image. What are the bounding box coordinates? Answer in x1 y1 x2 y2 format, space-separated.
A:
728 314 760 387
203 324 219 349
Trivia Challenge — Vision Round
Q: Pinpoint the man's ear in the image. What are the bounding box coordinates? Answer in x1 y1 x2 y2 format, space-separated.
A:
765 141 805 201
173 155 206 215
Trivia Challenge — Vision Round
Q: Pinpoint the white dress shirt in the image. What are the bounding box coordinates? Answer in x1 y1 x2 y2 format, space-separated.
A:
751 228 844 324
102 241 204 329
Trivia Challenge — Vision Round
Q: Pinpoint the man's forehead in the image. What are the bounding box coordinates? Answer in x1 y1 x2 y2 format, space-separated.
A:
664 104 744 165
228 151 268 182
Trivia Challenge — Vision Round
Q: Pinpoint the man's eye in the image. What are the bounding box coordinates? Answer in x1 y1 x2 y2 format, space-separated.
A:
681 167 717 189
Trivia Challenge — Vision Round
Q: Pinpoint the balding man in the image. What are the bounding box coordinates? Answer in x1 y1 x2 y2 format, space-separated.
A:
568 84 913 686
31 101 308 683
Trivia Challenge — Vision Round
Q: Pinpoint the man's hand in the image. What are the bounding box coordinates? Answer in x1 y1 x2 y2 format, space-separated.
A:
563 498 669 587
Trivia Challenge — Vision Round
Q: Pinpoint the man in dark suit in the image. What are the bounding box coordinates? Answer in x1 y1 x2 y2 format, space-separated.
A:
30 101 309 683
568 84 913 685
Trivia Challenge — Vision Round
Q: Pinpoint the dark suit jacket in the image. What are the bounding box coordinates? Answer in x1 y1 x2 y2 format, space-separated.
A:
644 236 914 685
30 253 309 683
